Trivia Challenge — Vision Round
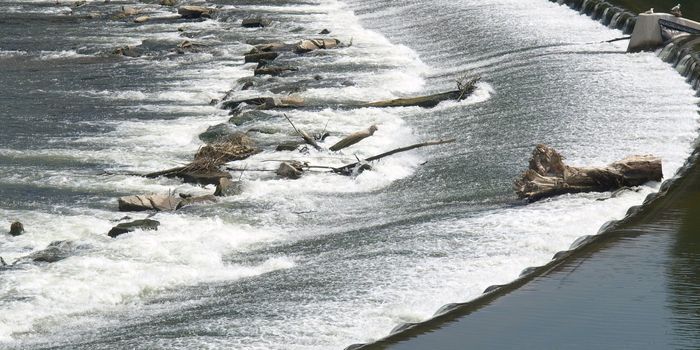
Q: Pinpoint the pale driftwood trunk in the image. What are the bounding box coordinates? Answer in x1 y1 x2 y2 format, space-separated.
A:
514 144 662 202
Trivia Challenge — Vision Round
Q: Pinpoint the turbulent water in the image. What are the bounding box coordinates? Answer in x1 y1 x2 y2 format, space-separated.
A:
0 0 697 349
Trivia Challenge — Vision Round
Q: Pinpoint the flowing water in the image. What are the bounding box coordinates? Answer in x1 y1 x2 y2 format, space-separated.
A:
0 0 697 349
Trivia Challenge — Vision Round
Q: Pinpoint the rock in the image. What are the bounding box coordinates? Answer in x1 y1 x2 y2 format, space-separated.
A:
0 256 6 266
9 222 24 236
277 161 304 179
319 28 331 34
222 96 304 111
121 6 140 17
178 5 213 19
242 17 271 28
241 81 254 90
254 66 298 76
215 177 243 196
250 42 295 53
276 142 303 151
160 0 176 5
24 241 77 263
198 123 237 143
294 39 341 54
134 15 150 23
176 194 217 209
178 169 232 186
244 52 279 63
112 45 141 57
108 219 160 238
118 194 182 211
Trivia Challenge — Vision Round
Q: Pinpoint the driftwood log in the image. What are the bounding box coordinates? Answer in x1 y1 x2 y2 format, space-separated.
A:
366 77 479 108
329 125 377 151
514 144 662 202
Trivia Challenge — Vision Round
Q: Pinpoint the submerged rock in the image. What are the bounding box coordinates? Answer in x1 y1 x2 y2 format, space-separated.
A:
134 15 150 23
199 123 237 143
214 177 243 196
242 17 271 28
160 0 176 5
254 65 298 76
275 142 303 151
177 194 217 209
23 241 78 263
108 219 160 238
244 52 278 63
9 221 24 236
112 45 142 57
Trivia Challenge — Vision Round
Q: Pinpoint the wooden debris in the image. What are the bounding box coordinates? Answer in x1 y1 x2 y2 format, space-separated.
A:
329 125 377 151
284 114 321 150
332 139 456 175
366 77 479 108
514 144 663 202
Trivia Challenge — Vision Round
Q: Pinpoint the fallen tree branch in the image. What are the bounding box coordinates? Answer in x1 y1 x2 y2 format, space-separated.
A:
284 113 321 150
332 139 456 175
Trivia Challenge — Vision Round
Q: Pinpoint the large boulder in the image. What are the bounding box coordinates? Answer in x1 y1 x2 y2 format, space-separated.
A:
118 194 182 211
9 221 24 236
108 219 160 238
178 5 213 19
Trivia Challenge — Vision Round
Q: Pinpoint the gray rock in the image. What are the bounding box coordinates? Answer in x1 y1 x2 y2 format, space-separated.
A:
214 178 243 196
176 195 217 209
9 221 24 236
24 241 77 263
199 123 236 143
242 17 271 28
277 162 303 179
108 219 160 238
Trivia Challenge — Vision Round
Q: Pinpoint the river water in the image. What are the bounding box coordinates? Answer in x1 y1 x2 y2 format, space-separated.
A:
0 0 697 349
